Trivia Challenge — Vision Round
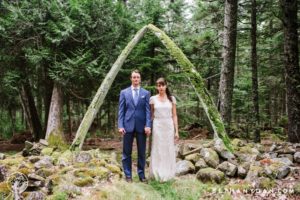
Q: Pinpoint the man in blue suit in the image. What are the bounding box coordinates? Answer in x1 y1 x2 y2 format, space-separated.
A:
118 70 151 183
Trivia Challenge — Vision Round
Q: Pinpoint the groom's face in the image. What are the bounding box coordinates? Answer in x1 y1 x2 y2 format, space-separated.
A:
131 72 141 87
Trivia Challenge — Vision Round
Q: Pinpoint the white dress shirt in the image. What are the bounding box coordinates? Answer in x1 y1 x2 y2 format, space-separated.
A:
131 85 140 99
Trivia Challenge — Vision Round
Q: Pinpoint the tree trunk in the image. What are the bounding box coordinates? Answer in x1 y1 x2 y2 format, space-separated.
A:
66 95 73 139
251 0 260 143
218 0 238 131
19 83 43 141
280 0 300 143
43 65 54 132
45 83 64 140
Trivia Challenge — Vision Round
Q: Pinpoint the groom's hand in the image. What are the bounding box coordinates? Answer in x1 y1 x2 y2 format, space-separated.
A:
145 127 151 136
118 128 126 136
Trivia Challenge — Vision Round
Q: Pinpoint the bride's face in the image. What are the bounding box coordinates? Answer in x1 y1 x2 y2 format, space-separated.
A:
156 83 166 93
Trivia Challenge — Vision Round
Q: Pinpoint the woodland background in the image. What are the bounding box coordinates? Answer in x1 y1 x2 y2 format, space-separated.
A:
0 0 299 145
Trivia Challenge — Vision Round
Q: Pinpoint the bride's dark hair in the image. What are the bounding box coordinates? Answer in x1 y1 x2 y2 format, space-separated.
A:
156 77 173 103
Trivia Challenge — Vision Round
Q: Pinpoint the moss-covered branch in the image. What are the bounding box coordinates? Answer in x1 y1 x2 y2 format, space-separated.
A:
147 24 233 151
70 26 148 151
70 24 232 152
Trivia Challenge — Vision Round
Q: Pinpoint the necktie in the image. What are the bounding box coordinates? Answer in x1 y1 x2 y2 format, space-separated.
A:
133 88 139 106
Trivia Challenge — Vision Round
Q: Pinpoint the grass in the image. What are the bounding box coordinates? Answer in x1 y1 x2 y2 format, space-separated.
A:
96 175 223 200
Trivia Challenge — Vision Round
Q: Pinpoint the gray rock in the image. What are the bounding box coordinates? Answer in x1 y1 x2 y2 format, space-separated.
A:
57 159 70 167
276 145 296 154
294 152 300 163
75 152 92 163
196 167 225 184
39 139 48 146
175 144 181 158
59 185 81 196
276 165 290 179
217 161 237 177
293 143 300 149
269 143 277 152
34 156 53 169
236 153 258 163
185 153 201 163
28 173 45 182
200 148 220 168
0 153 5 160
263 159 291 179
213 139 235 160
57 150 73 167
178 144 190 157
41 179 53 195
0 165 8 182
270 152 278 159
245 164 264 182
289 166 300 178
278 154 293 162
175 160 195 176
26 191 46 200
28 156 41 163
28 180 44 187
25 141 34 150
272 157 293 166
29 143 43 156
237 162 250 178
195 158 208 171
232 138 246 147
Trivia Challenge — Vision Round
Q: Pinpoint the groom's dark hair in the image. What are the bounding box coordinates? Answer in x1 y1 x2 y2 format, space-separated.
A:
131 69 141 77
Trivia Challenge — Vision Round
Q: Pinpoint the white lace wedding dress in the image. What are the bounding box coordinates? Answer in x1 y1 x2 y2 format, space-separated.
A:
149 95 176 181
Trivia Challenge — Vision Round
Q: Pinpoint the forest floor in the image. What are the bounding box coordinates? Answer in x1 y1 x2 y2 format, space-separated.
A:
1 131 300 199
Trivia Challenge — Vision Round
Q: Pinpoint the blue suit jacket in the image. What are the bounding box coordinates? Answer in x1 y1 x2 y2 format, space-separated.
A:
118 86 151 133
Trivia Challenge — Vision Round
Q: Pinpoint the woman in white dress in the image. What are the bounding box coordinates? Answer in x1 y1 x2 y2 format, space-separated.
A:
149 77 179 182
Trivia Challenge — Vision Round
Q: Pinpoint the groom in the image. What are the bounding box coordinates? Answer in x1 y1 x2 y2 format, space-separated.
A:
118 70 151 183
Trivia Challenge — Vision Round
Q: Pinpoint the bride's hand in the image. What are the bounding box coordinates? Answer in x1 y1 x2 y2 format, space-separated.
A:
175 133 179 142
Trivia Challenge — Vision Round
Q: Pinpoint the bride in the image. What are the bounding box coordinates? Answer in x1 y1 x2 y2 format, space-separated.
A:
149 77 179 182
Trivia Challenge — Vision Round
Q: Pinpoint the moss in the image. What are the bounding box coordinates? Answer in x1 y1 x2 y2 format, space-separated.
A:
226 181 252 191
48 191 68 200
105 164 122 174
41 147 54 156
92 167 110 179
222 192 233 200
47 134 69 151
51 152 61 161
73 168 94 178
49 174 61 186
248 165 265 177
87 159 107 168
294 182 300 194
58 150 73 163
0 157 24 166
0 182 10 199
197 168 225 184
59 166 74 175
17 167 32 175
231 138 244 148
258 177 275 189
73 177 94 187
73 167 110 180
36 168 55 178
